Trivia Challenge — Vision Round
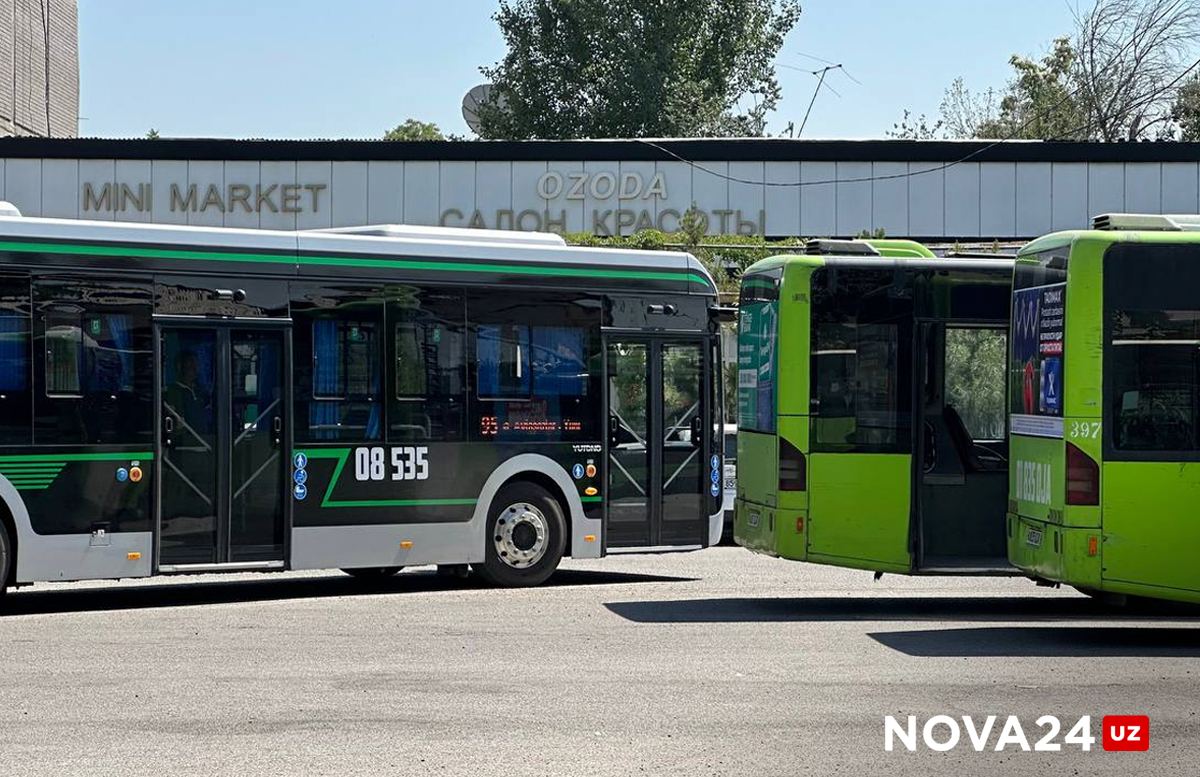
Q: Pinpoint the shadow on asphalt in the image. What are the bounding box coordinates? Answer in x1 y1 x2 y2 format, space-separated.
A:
869 626 1200 657
603 595 1199 624
0 569 694 616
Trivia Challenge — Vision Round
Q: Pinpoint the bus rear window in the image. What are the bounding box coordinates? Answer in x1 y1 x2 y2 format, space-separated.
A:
1105 243 1200 458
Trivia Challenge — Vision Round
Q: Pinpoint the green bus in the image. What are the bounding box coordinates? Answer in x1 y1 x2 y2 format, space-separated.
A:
734 240 1014 575
1008 213 1200 605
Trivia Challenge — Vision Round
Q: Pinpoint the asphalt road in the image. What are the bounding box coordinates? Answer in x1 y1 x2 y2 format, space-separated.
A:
0 547 1197 776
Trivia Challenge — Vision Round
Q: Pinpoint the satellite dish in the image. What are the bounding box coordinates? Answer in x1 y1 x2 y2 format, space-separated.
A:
462 84 504 134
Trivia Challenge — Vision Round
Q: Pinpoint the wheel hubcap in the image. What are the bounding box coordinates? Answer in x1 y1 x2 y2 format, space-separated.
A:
494 502 549 569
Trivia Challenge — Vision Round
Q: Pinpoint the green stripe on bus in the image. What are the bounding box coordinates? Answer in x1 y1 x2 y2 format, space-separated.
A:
0 239 713 289
0 451 154 463
580 495 603 503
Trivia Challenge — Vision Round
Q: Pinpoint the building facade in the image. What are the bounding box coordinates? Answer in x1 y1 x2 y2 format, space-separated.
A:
0 0 78 138
0 137 1197 239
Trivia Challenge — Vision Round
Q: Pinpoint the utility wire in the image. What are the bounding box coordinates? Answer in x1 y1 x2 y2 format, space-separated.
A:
636 52 1200 189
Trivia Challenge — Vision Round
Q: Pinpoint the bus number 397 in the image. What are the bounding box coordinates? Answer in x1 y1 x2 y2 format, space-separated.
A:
354 446 430 482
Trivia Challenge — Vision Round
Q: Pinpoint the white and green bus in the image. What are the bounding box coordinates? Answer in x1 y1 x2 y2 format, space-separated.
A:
0 207 725 595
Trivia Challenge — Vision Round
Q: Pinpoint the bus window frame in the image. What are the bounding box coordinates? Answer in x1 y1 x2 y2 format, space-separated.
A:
1102 241 1200 463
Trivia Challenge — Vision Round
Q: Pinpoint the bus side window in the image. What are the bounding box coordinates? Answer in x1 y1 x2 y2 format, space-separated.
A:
0 274 31 445
33 277 153 445
388 287 466 443
469 292 601 442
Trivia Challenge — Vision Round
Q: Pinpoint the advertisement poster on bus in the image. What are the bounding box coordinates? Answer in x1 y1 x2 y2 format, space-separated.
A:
737 301 777 433
1011 283 1065 436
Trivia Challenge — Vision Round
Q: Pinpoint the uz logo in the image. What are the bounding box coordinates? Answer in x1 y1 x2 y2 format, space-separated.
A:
1102 715 1150 751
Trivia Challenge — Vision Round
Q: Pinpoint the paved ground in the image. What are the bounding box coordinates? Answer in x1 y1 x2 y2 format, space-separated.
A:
0 547 1197 776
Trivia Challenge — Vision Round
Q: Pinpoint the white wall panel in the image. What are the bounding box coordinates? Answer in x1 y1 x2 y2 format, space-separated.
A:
330 161 367 228
582 161 619 234
5 158 41 217
764 161 799 237
1051 163 1087 231
835 161 871 237
691 161 728 235
980 163 1015 237
366 161 403 225
728 161 765 235
259 161 297 231
1124 163 1161 215
478 161 515 225
150 160 188 225
41 158 77 219
800 161 836 237
77 159 115 222
510 161 545 225
112 160 151 223
944 162 979 237
907 162 944 237
1015 163 1051 237
185 160 224 228
654 161 691 231
544 161 586 233
1086 163 1124 220
872 161 908 237
296 161 333 230
437 161 475 229
403 161 440 227
222 160 261 229
1162 162 1199 214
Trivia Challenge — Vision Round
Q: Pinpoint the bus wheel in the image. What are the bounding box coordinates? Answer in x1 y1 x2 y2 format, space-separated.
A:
341 566 403 580
475 482 566 588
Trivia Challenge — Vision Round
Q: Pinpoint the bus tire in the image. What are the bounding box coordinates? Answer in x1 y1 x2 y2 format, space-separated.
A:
341 566 403 580
474 481 566 588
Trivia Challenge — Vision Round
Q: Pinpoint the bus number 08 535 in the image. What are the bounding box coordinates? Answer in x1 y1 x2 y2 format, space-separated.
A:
353 446 430 482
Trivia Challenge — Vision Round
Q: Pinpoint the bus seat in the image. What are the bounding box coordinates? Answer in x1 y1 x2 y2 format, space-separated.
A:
942 405 981 473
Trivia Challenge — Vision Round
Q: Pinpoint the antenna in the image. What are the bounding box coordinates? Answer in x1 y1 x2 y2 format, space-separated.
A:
462 84 498 135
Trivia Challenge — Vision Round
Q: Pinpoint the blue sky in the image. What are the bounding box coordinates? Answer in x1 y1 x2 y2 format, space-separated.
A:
78 0 1077 140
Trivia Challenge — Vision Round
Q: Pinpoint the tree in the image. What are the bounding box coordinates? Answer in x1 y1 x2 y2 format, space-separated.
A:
477 0 802 139
1173 74 1200 140
384 119 445 141
938 78 1001 139
885 110 942 140
145 128 160 139
976 37 1087 140
893 0 1200 141
1071 0 1200 141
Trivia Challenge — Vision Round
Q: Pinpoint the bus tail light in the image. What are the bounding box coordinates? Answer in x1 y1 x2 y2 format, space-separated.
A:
779 438 807 491
1066 442 1099 506
1088 535 1099 557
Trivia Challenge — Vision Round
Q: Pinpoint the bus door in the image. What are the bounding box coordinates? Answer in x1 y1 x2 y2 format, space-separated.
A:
913 321 1010 572
605 337 712 549
156 322 291 569
806 288 913 573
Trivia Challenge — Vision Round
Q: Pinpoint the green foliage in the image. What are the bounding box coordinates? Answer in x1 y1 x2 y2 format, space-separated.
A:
477 0 802 139
974 38 1085 140
885 110 942 140
1174 75 1200 141
856 227 887 239
944 328 1008 440
384 119 445 141
145 128 160 140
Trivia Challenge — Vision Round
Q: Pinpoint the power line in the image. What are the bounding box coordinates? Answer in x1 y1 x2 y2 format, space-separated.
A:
637 52 1200 189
